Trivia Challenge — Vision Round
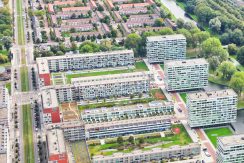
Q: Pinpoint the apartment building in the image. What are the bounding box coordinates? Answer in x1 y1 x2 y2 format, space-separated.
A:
165 58 209 91
0 86 9 109
146 34 186 63
92 143 201 163
47 129 68 163
37 50 134 86
187 89 237 128
85 115 172 139
60 122 85 141
217 134 244 163
41 89 61 124
81 101 174 123
45 71 152 102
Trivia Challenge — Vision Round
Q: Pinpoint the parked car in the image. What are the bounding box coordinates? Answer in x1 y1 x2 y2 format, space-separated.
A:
203 149 211 157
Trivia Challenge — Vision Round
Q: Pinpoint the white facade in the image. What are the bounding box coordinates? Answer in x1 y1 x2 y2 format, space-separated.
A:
81 101 174 123
36 50 134 74
165 58 208 91
187 89 237 128
44 71 152 102
92 143 201 163
146 34 186 63
217 134 244 163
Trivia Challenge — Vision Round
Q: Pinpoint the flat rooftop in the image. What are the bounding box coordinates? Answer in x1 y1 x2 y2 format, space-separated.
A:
147 34 186 42
41 89 59 108
36 49 133 61
82 101 174 115
218 134 244 146
36 58 50 74
188 89 237 101
165 58 208 67
85 115 172 129
71 71 151 85
47 129 66 155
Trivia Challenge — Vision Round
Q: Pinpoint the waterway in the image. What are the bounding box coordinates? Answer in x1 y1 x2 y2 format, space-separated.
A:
161 0 196 25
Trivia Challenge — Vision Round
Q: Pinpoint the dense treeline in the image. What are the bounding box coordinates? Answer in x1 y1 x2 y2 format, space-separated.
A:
178 0 244 46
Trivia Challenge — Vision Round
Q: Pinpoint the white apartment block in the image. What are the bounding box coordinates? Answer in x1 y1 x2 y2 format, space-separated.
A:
217 134 244 163
44 71 152 102
81 101 174 123
187 89 237 128
36 49 134 74
92 143 201 163
85 115 172 139
165 58 209 91
0 86 9 109
146 34 186 63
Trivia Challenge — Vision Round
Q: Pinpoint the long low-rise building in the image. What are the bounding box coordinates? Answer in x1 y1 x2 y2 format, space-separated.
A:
92 143 201 163
146 34 186 63
41 71 152 102
165 58 209 91
217 134 244 163
85 115 172 139
81 101 174 123
37 50 134 86
187 89 237 128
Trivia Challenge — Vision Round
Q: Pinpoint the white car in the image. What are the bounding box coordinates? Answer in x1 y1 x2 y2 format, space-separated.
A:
203 150 211 157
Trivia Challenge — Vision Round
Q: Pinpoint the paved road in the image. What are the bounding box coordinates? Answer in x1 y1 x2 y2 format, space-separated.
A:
150 63 216 163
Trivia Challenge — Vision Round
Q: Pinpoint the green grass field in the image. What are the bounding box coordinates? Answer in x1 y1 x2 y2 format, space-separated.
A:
89 124 192 157
22 104 34 163
204 127 233 147
79 98 154 110
180 93 187 103
16 0 25 45
71 141 90 163
20 66 29 92
5 82 11 95
66 61 149 83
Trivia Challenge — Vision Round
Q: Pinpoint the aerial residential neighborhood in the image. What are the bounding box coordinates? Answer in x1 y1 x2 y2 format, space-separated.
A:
0 0 243 162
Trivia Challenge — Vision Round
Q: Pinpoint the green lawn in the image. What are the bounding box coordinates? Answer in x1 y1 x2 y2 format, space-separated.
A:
186 48 199 58
20 66 29 92
160 64 164 70
89 124 192 157
79 98 154 110
238 100 244 109
16 0 25 45
22 104 34 163
5 82 11 95
180 93 187 103
150 88 166 100
66 61 148 83
204 127 233 147
71 141 90 163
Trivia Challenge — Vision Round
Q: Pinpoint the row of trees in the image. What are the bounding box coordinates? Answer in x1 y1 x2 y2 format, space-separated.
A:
177 0 244 46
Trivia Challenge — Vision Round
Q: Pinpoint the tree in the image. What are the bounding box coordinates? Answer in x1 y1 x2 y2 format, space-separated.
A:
1 36 12 50
111 29 117 38
195 31 210 44
97 5 104 11
208 56 220 71
71 42 77 51
237 46 244 65
209 17 221 33
124 33 142 49
128 136 134 144
218 61 236 80
158 27 174 35
138 138 145 144
117 136 123 144
228 44 238 55
176 18 184 28
154 18 164 27
201 37 228 62
230 72 244 96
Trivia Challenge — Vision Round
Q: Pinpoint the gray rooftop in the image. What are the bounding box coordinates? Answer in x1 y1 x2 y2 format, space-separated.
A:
165 58 208 67
47 129 66 155
188 89 237 101
147 34 186 42
218 134 244 146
